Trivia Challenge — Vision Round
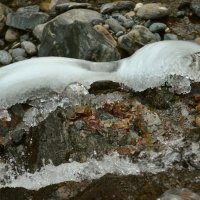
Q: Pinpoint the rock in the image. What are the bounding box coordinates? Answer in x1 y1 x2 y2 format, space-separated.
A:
6 5 49 30
125 11 135 18
195 115 200 127
100 1 135 14
112 13 134 29
0 39 5 48
134 3 143 12
0 3 12 19
105 17 125 33
11 129 26 144
5 28 19 42
94 25 117 48
190 3 200 18
10 48 27 61
116 31 123 37
49 0 70 11
39 9 120 61
159 188 200 200
33 23 46 41
0 50 12 65
176 10 185 18
154 33 161 41
118 25 157 54
137 3 169 20
149 22 167 33
20 34 30 42
164 33 178 40
21 41 37 55
55 2 92 14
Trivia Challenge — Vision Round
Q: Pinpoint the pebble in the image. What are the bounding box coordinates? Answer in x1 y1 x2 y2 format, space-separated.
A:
21 41 37 55
190 3 200 18
194 37 200 44
20 34 30 42
164 33 178 40
103 24 109 30
0 50 12 65
134 3 143 12
10 48 27 59
149 22 167 33
195 115 200 127
137 3 169 20
105 17 125 33
125 11 135 18
5 28 20 42
154 33 161 41
116 31 124 37
196 103 200 113
176 10 185 18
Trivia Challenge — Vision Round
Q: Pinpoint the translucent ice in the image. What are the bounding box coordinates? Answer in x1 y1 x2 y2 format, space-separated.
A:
0 40 200 108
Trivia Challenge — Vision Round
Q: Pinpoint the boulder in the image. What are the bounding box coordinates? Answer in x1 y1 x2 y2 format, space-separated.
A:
137 3 169 20
6 5 49 30
39 9 120 61
118 25 157 54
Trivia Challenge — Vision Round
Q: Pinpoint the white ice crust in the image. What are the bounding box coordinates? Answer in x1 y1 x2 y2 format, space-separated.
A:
0 40 200 108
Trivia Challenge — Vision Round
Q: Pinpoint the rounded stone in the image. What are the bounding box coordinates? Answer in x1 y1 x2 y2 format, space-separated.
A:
10 48 27 59
0 50 12 65
149 22 167 33
164 33 178 40
137 3 169 20
21 41 37 55
5 28 20 42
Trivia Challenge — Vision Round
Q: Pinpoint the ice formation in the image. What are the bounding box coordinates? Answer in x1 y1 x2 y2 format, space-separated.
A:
0 40 200 108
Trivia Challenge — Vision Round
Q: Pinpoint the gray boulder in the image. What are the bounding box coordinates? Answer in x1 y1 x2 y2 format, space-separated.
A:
39 9 120 61
118 25 157 54
137 3 169 20
6 5 49 30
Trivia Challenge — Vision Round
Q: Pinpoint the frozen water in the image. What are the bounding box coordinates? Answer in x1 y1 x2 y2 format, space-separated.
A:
0 40 200 108
0 153 140 190
0 136 198 190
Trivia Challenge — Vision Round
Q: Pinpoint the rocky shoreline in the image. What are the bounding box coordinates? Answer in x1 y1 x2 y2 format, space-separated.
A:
0 0 200 200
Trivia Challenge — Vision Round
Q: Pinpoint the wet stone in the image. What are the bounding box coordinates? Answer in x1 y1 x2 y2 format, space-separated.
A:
0 50 12 65
149 22 167 33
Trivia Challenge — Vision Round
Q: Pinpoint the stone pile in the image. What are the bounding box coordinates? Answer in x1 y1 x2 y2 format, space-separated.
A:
0 1 200 65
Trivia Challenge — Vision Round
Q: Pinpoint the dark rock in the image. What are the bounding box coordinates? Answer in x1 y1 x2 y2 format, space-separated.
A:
100 1 135 14
149 22 167 33
39 9 120 61
0 3 12 18
6 5 49 30
176 10 185 18
191 3 200 18
55 2 92 14
11 129 26 144
118 25 157 54
137 3 169 20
